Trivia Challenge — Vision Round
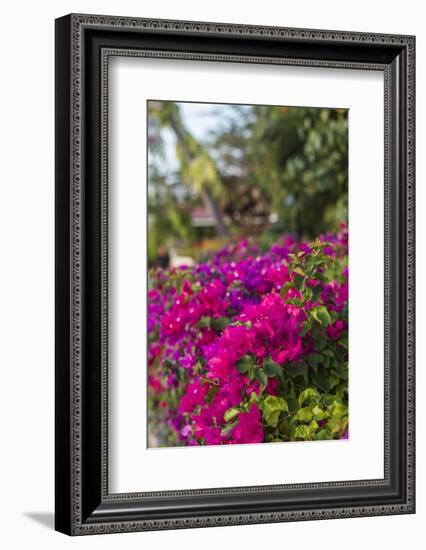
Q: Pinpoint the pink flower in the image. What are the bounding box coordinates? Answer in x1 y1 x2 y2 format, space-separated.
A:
217 378 245 407
299 242 312 254
232 404 264 444
270 337 302 364
148 228 348 446
326 320 347 340
203 426 223 445
265 377 280 396
207 354 233 381
178 379 209 413
265 263 289 287
246 379 261 397
148 375 164 394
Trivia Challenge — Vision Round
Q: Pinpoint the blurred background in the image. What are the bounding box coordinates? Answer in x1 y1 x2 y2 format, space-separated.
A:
147 100 348 268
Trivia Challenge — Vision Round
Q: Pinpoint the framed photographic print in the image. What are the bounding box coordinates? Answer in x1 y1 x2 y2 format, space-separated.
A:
55 14 415 535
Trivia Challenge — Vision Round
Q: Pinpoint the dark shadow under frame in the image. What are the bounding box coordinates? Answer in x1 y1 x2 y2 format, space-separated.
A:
55 13 415 535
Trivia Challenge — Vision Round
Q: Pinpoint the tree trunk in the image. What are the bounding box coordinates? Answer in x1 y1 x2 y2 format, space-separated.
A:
168 111 229 237
201 188 228 237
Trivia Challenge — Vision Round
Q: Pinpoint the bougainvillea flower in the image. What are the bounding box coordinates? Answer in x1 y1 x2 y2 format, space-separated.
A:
232 404 264 444
147 227 349 446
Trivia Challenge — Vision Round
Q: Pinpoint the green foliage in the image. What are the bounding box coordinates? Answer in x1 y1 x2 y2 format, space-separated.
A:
262 396 289 427
248 106 348 238
310 305 332 327
254 240 349 442
255 367 268 387
236 354 254 374
147 101 348 262
224 407 240 422
263 357 285 382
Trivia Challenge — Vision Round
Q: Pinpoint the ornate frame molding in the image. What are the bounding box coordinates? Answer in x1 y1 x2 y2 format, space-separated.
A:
55 14 415 535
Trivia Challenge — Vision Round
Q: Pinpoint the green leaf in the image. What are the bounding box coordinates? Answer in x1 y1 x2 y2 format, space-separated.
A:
328 401 348 418
313 335 327 352
312 371 339 392
299 321 311 337
236 355 254 374
311 404 327 421
338 334 348 349
211 317 230 331
298 387 319 406
223 407 240 422
294 419 319 440
311 306 332 327
294 274 305 291
307 353 322 373
335 382 348 397
311 284 322 303
221 420 237 435
285 396 300 414
327 416 348 435
249 390 260 404
263 358 284 382
321 354 331 368
313 256 328 267
278 418 293 438
262 395 289 427
305 254 314 273
295 407 313 422
254 367 267 386
294 424 311 440
331 362 348 380
264 409 281 427
308 419 319 433
316 428 332 440
329 309 338 323
304 288 314 303
280 281 293 298
205 385 219 404
286 360 308 380
293 266 305 276
198 316 212 328
320 394 337 408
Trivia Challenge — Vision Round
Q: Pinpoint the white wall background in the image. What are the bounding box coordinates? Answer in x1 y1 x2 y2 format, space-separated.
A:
0 0 423 548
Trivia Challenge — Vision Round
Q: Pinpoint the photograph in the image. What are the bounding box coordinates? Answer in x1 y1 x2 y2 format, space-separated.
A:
52 10 415 538
147 100 349 448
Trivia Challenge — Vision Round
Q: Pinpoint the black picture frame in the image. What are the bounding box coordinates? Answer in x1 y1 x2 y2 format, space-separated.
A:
55 13 415 535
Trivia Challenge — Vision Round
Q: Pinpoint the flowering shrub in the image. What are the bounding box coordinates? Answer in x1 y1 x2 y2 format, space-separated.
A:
147 226 348 446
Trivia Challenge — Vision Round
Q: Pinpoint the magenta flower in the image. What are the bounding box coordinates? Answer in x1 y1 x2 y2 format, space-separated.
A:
147 226 349 446
326 320 347 340
232 404 264 444
178 379 209 413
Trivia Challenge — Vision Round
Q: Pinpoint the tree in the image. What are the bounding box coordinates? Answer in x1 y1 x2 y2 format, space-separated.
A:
149 101 229 237
247 106 348 238
147 101 349 260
